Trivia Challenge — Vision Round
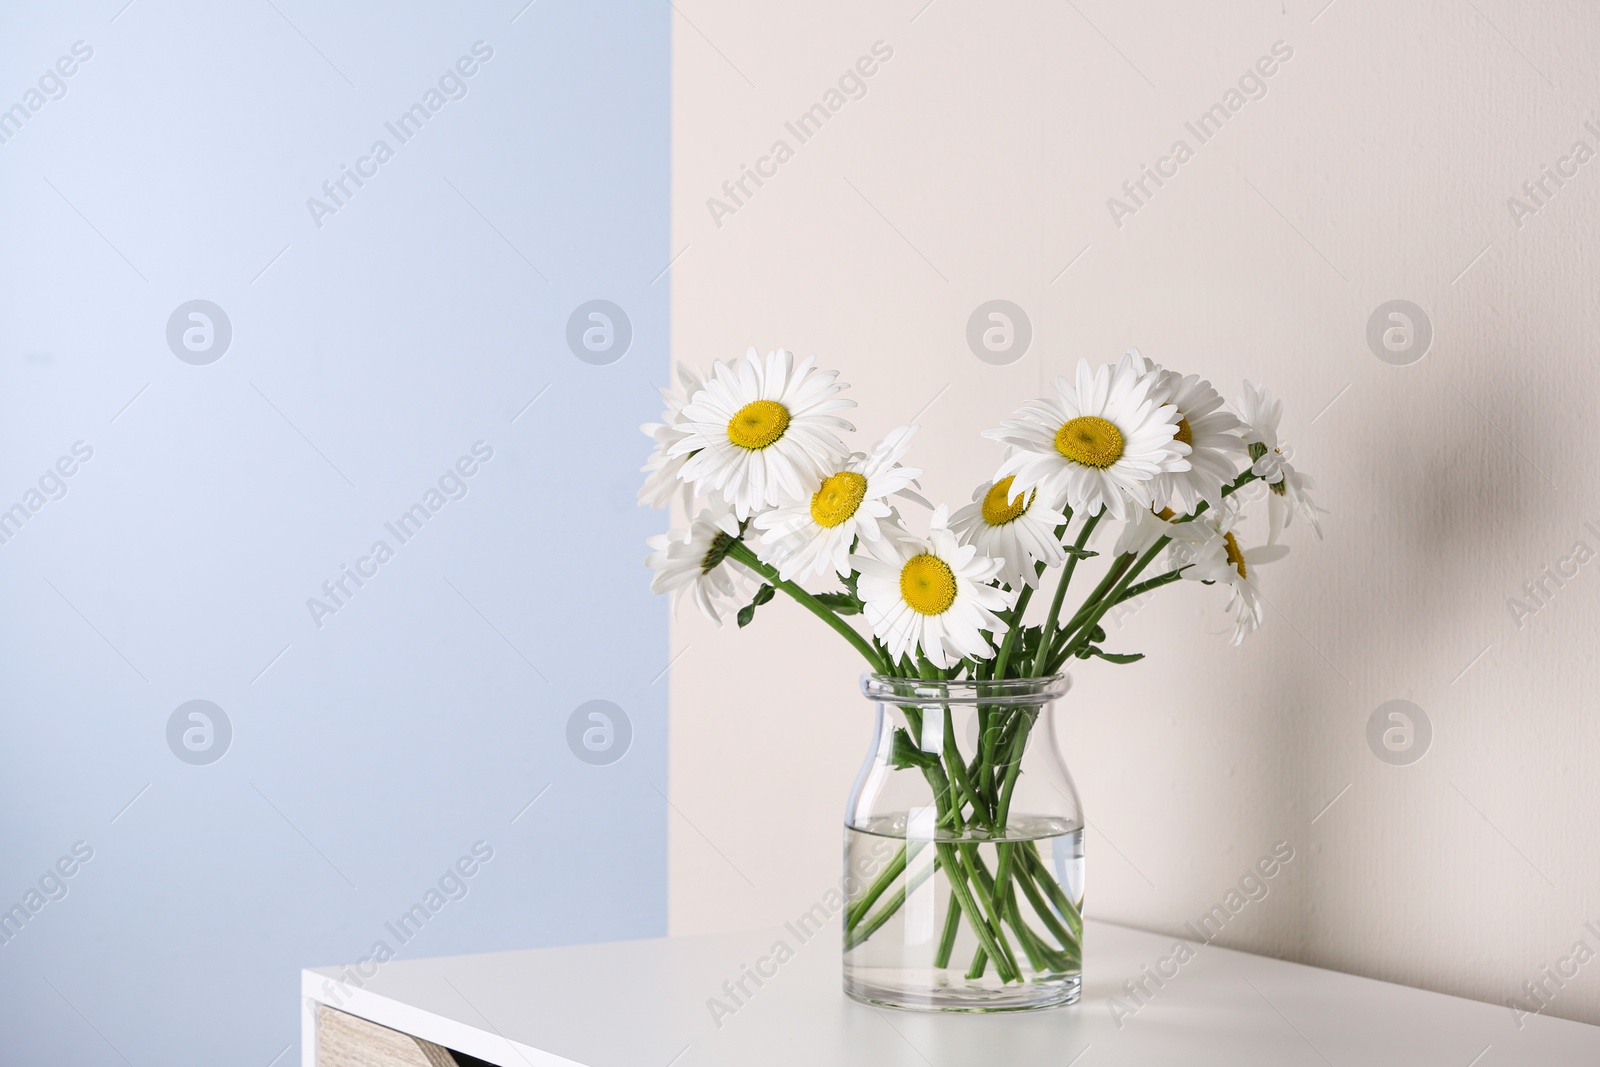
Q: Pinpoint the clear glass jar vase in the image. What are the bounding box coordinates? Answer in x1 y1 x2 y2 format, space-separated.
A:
842 674 1084 1013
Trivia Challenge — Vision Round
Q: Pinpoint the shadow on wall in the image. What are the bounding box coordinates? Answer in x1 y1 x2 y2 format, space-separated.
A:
1273 313 1566 973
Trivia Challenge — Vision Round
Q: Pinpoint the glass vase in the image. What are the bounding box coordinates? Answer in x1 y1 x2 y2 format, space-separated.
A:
842 674 1083 1012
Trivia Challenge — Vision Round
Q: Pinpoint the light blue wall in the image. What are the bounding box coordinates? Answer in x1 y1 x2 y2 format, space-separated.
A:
0 2 669 1063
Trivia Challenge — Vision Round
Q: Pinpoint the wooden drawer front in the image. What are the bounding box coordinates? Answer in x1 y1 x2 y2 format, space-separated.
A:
316 1004 457 1067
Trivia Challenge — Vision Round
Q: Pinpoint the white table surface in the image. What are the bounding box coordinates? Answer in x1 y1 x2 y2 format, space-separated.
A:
301 919 1600 1066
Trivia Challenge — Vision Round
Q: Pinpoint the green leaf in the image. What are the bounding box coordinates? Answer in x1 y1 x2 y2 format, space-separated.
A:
890 727 941 771
736 583 775 627
1075 645 1145 664
812 591 863 615
1016 624 1043 665
1060 545 1099 560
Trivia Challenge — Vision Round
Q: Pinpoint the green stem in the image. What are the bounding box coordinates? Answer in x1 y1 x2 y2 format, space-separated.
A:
970 851 1066 976
727 542 887 673
1047 468 1264 668
900 663 1018 978
1006 886 1068 972
992 857 1056 972
845 850 942 951
992 583 1033 680
983 567 1045 815
1054 552 1135 652
944 708 993 828
977 699 1041 962
1044 556 1153 668
1030 510 1103 676
1051 535 1168 670
919 666 1020 980
1013 859 1080 961
1021 842 1084 941
981 725 1028 926
936 842 1017 982
995 712 1036 826
845 842 918 931
932 892 963 969
1113 568 1183 604
959 843 1022 980
976 707 1000 807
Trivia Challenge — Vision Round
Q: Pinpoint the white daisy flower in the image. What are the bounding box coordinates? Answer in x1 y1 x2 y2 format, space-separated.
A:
1118 349 1246 515
984 359 1189 522
670 348 855 520
1236 380 1323 543
1111 504 1176 558
638 362 709 508
852 507 1014 670
753 425 925 582
1267 463 1324 544
1170 506 1289 645
949 476 1069 589
645 508 752 625
1236 379 1290 483
1111 505 1225 581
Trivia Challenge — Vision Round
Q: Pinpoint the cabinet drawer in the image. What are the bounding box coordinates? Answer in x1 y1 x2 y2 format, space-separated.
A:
315 1004 490 1067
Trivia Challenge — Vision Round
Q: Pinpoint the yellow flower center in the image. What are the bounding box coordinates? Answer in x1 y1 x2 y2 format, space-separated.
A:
727 400 790 450
810 471 868 528
1054 415 1124 469
900 553 957 616
981 477 1032 525
1174 416 1193 446
1223 531 1247 581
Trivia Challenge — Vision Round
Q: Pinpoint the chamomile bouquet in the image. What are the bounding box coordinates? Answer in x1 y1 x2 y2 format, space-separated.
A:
639 345 1322 1007
643 346 1321 670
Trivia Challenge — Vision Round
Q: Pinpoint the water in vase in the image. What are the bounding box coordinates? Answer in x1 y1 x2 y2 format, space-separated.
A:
843 813 1084 1012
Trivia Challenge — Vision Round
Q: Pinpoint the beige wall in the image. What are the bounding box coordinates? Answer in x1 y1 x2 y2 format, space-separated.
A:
668 0 1600 1025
